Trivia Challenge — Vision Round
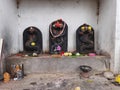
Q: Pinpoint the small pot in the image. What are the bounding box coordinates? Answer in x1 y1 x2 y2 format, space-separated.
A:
79 65 92 73
79 65 92 78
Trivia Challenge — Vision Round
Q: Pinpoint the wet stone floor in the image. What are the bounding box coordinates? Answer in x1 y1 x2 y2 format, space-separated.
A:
0 73 120 90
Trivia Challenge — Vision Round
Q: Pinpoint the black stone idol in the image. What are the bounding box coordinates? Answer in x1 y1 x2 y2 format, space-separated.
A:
76 24 94 54
23 26 43 54
49 19 68 54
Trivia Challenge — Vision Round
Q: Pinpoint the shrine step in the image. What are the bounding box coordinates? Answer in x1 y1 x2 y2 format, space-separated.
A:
6 55 110 74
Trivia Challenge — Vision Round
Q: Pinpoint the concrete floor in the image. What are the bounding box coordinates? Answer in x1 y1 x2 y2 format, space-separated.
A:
0 73 120 90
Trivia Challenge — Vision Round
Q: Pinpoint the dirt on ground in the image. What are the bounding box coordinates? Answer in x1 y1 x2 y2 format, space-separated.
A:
0 73 120 90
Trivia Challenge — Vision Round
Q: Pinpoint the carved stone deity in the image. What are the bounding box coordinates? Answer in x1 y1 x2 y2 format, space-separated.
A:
76 24 94 54
49 19 68 54
23 26 43 54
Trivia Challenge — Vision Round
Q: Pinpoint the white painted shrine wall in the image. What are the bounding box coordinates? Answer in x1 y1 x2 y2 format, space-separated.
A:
18 0 98 52
0 0 118 73
98 0 116 72
114 0 120 73
0 0 19 55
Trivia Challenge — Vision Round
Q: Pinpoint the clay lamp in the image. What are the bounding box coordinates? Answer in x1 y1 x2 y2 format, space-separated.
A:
79 65 92 78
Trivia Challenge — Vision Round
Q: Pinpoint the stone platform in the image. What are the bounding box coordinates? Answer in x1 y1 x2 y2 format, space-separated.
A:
6 54 110 74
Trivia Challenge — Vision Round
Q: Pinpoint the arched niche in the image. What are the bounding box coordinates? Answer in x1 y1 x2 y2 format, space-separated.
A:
23 26 43 54
49 19 68 54
76 24 94 54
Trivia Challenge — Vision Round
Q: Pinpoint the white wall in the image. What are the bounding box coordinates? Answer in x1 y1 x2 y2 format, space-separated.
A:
114 0 120 73
0 0 118 73
0 0 19 55
98 0 116 72
18 0 98 52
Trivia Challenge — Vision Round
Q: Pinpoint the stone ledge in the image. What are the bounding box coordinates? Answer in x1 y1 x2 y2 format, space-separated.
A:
6 55 110 74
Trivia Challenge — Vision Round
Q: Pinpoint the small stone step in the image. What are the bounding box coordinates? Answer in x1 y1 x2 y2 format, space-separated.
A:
6 55 110 74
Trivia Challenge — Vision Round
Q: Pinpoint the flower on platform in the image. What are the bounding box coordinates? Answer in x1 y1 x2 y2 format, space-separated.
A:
56 45 61 51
